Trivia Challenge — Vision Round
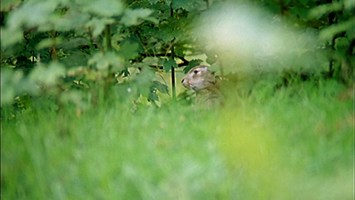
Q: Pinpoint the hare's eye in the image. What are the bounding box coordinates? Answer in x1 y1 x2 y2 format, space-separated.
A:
193 70 199 74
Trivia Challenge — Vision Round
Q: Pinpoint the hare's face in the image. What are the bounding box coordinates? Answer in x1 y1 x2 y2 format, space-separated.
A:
181 66 215 91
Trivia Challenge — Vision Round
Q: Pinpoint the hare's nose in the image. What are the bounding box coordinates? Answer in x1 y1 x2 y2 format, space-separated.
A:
181 78 188 87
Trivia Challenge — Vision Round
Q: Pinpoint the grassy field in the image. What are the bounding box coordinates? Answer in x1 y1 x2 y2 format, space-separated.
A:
1 78 353 199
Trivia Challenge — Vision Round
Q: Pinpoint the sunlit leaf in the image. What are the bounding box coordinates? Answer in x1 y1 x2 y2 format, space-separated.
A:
36 37 63 50
49 10 91 31
88 52 124 71
7 1 58 30
0 68 23 105
142 57 159 66
1 0 21 11
59 90 87 109
0 27 23 48
308 2 343 19
80 0 124 17
29 62 66 86
320 18 355 40
86 17 115 37
121 8 155 26
344 0 355 10
0 66 40 105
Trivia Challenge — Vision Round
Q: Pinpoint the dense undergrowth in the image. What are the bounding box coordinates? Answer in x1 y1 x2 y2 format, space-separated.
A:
2 78 353 199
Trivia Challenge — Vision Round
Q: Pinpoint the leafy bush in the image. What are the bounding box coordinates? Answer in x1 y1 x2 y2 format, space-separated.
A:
1 0 353 110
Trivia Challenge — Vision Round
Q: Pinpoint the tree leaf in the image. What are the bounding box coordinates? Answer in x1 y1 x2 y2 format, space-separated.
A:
1 0 21 12
79 0 124 17
121 8 155 26
29 62 66 86
119 40 140 60
1 68 22 105
148 90 159 102
308 2 343 19
172 0 206 11
86 17 115 37
7 1 58 30
49 9 91 31
36 37 63 50
152 80 169 94
163 58 177 72
0 27 23 48
320 18 355 40
88 52 124 71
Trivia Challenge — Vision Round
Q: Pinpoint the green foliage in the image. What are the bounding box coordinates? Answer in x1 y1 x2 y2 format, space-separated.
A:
121 8 157 26
0 0 352 108
0 0 211 108
88 52 124 71
163 58 178 72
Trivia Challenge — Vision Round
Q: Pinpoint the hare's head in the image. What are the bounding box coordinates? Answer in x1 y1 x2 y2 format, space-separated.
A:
181 65 216 91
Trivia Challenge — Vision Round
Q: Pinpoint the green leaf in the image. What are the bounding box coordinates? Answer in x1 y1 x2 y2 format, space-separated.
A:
36 37 63 50
79 0 124 17
152 80 169 94
172 0 206 11
58 38 90 50
86 18 115 37
1 0 21 11
29 62 66 86
187 59 202 68
148 90 159 102
183 59 202 73
320 18 355 40
1 68 22 105
156 20 180 42
121 8 155 26
49 9 91 31
134 67 156 97
344 0 355 10
7 1 58 30
61 50 90 67
119 40 140 60
0 67 39 105
0 27 23 48
163 58 177 72
308 2 343 19
88 52 124 71
334 37 350 51
142 57 160 66
59 90 87 109
147 0 160 4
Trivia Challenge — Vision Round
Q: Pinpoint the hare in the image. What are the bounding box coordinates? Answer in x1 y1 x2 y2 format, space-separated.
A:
181 65 221 107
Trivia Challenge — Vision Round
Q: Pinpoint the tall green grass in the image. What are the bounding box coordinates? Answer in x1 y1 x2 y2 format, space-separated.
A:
1 79 353 199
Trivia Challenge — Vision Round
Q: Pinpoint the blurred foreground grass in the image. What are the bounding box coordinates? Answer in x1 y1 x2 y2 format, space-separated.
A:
1 79 353 199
